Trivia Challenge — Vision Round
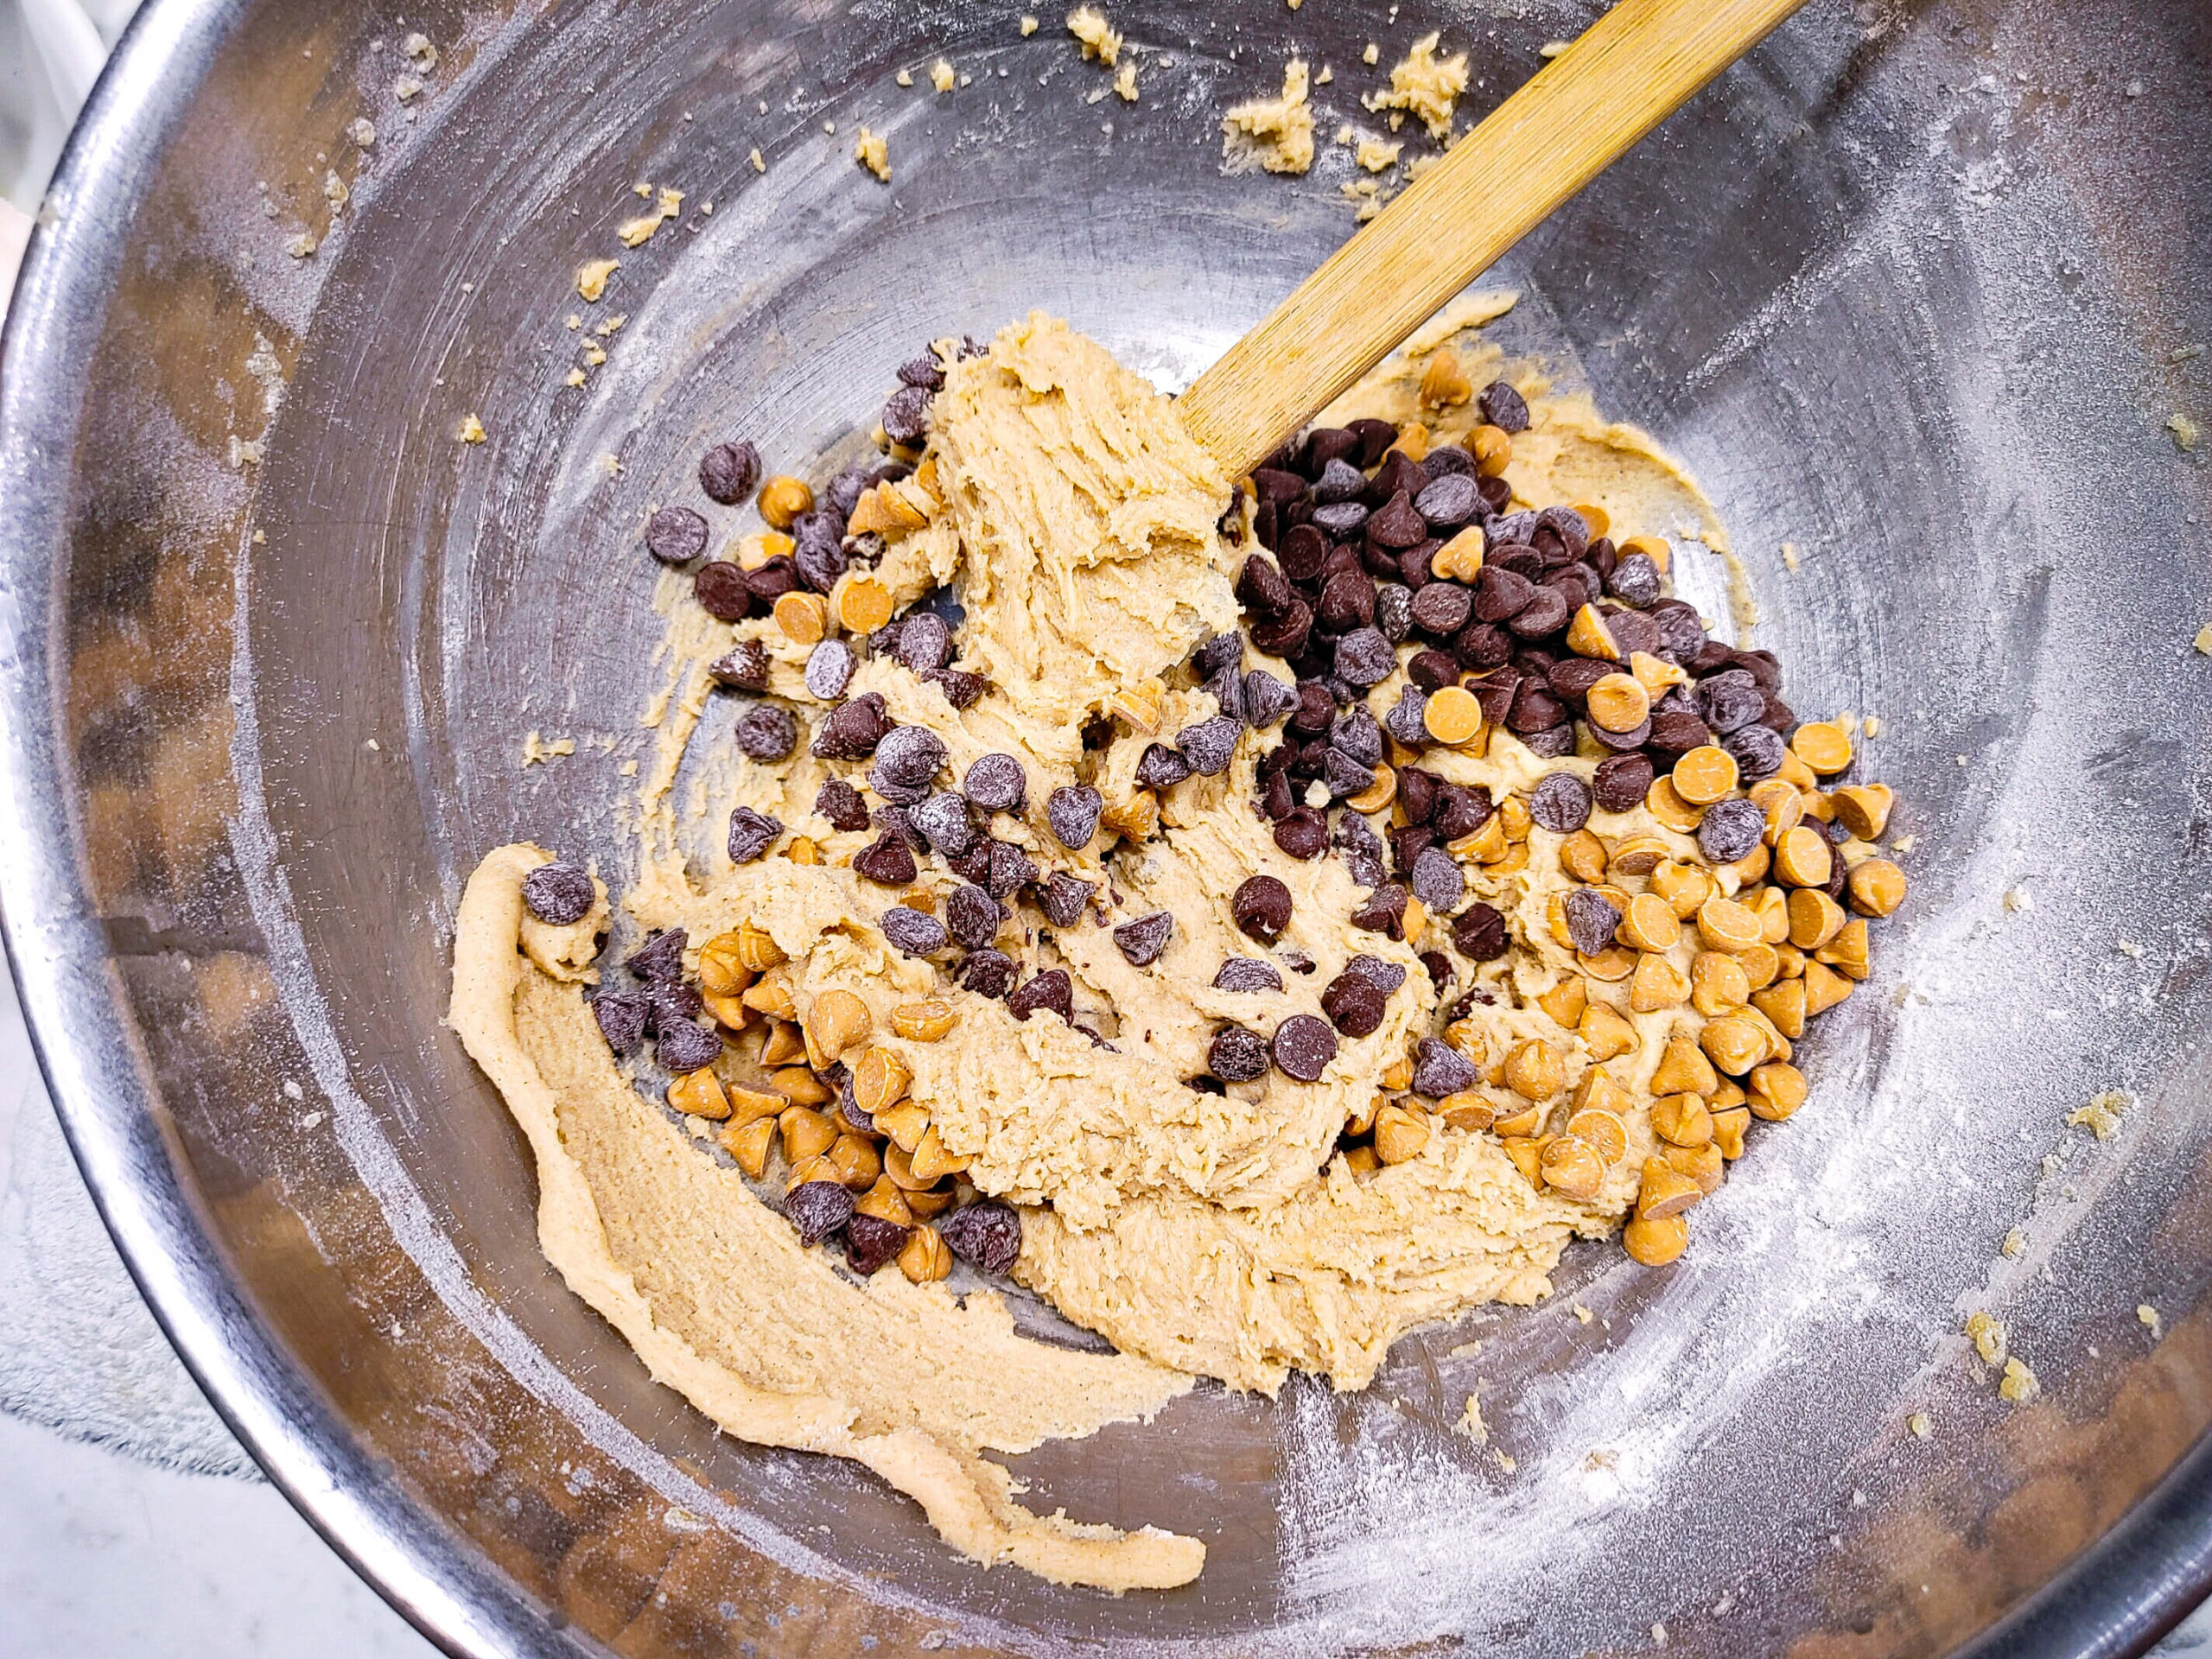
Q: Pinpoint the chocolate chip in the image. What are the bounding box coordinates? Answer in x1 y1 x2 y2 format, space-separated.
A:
1411 581 1473 637
1409 845 1465 914
812 693 893 760
1113 911 1174 967
897 612 953 673
1656 603 1712 661
1562 887 1623 957
1383 684 1429 747
785 1181 854 1246
745 556 798 603
869 724 948 803
1214 957 1283 994
1315 570 1375 633
1723 721 1788 783
1249 598 1315 660
1177 715 1242 777
1433 783 1492 842
656 1018 724 1073
908 791 976 856
1648 705 1712 756
946 883 1003 950
1336 813 1388 887
1319 745 1372 800
1535 505 1590 563
1506 584 1571 639
1041 872 1096 927
709 640 771 692
1589 715 1651 753
1274 807 1328 860
845 1212 911 1275
1453 621 1515 671
645 505 709 564
791 523 849 594
1522 772 1590 835
1398 769 1439 825
882 384 932 445
956 948 1017 999
1277 525 1330 582
816 779 870 832
730 702 796 762
626 928 688 982
853 832 918 887
1697 797 1766 864
1232 874 1294 944
1351 882 1408 938
1331 706 1383 769
1136 742 1192 790
1411 1035 1478 1097
1348 954 1408 995
692 560 753 621
1347 417 1398 467
986 838 1037 898
699 440 761 505
728 805 783 863
1311 501 1370 538
1695 670 1764 734
1606 552 1662 607
1472 567 1535 623
954 753 1021 815
880 905 949 957
1270 1014 1339 1082
1192 1024 1267 1085
1290 680 1336 735
1252 466 1308 507
1478 381 1529 433
1320 971 1387 1038
1006 968 1072 1022
925 668 988 709
1592 753 1655 814
522 860 594 925
1333 627 1395 687
1415 473 1481 530
940 1199 1022 1275
1046 785 1103 850
590 989 651 1054
1237 555 1295 619
1309 456 1366 504
1419 950 1453 988
1243 670 1298 728
1506 677 1567 734
1366 490 1428 550
897 353 945 391
1193 632 1243 681
1452 903 1508 961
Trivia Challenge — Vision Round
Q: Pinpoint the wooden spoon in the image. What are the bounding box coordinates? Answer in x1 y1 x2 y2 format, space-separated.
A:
1177 0 1809 478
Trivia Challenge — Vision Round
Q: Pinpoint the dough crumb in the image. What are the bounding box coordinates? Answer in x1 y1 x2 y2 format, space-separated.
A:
855 126 892 181
1363 30 1467 139
1572 1302 1593 1324
2002 882 2032 912
347 117 377 147
2117 938 2144 957
522 730 577 766
1999 1356 2040 1403
1539 40 1572 58
932 58 957 93
896 67 913 86
394 73 423 102
402 30 437 70
457 413 486 443
285 232 318 259
749 147 766 173
1222 58 1315 175
2169 412 2200 451
1067 5 1122 66
1781 539 1801 571
576 257 620 302
1315 64 1333 84
2001 1227 2026 1257
1362 41 1380 64
2068 1090 2128 1141
2194 624 2212 654
1908 1411 1933 1438
1454 1392 1487 1441
2140 1303 2163 1338
564 368 587 388
1862 714 1882 737
1114 62 1139 102
1356 134 1402 172
1021 14 1039 35
1965 1310 2006 1365
617 187 683 246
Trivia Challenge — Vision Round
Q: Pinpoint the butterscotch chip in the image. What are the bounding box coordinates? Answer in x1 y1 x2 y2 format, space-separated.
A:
1738 943 1781 989
1493 841 1530 876
1694 894 1762 954
760 1020 806 1065
758 474 815 528
1471 423 1513 476
1791 721 1853 774
1497 796 1533 842
892 1000 957 1042
1636 1155 1704 1219
1672 746 1739 805
1816 917 1872 979
788 836 821 866
1420 347 1474 408
735 922 788 971
1700 1015 1770 1077
773 591 829 644
1436 1090 1497 1131
898 1224 953 1282
1690 950 1751 1016
1831 783 1894 842
1648 860 1713 918
723 1083 787 1125
668 1069 731 1119
702 991 752 1031
1774 825 1834 888
1342 1146 1382 1179
1749 885 1790 944
1559 830 1609 883
874 1102 931 1153
1573 1068 1633 1117
1652 1034 1719 1096
1773 943 1808 979
779 1105 838 1163
1382 1057 1416 1090
1623 1212 1688 1264
906 1183 956 1221
804 988 873 1062
1541 1135 1605 1201
1497 1136 1541 1185
1504 1039 1566 1102
772 1064 830 1104
1579 943 1637 982
910 1123 970 1180
852 1046 912 1114
1576 1000 1639 1060
1109 679 1166 732
1424 685 1478 743
1630 952 1689 1013
1747 1060 1808 1121
1618 532 1671 574
1567 604 1619 661
1374 1103 1433 1165
718 1115 776 1178
1491 1104 1544 1139
1709 1106 1750 1160
1749 778 1804 845
1847 858 1908 918
1664 1141 1726 1195
1101 789 1160 841
1751 976 1807 1039
1787 887 1847 950
1538 976 1589 1027
1607 834 1669 879
1802 960 1854 1015
1630 651 1686 696
1432 524 1485 579
1732 841 1772 885
1642 778 1701 836
1652 1093 1713 1147
744 979 799 1020
697 932 754 996
836 576 895 634
1619 893 1682 953
1571 500 1611 538
1566 1107 1628 1165
854 1175 913 1225
1586 672 1651 734
828 1132 882 1190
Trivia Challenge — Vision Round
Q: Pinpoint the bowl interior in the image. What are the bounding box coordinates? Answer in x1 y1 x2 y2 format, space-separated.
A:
13 0 2212 1652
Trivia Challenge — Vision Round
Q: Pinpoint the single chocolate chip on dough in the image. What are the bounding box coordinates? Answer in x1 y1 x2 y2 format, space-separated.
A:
1214 957 1284 994
870 724 948 802
853 832 918 887
699 439 761 505
1136 743 1192 790
647 982 702 1032
1270 1014 1339 1082
1274 807 1329 860
1232 874 1294 944
522 860 594 925
1046 785 1103 850
1592 753 1655 814
985 838 1036 899
735 703 798 761
1411 1036 1478 1098
955 949 1018 999
1006 969 1072 1022
656 1018 724 1073
1478 380 1530 433
939 1199 1022 1275
1351 882 1409 937
1113 911 1175 967
693 560 753 621
880 905 948 957
1334 627 1396 687
1409 845 1465 914
804 640 856 702
897 612 954 673
1562 887 1623 957
845 1212 911 1275
945 883 1004 950
1452 903 1509 961
626 928 688 982
1606 552 1662 608
816 778 871 832
908 791 976 857
645 505 709 564
1320 971 1386 1038
1237 554 1294 619
1243 670 1298 728
1179 715 1243 776
881 384 932 445
1348 954 1408 995
590 989 651 1055
1696 670 1766 734
925 668 988 709
1527 772 1592 835
963 752 1027 813
1723 721 1789 783
709 640 771 692
811 693 893 760
1040 872 1096 928
785 1180 854 1247
745 557 798 603
1209 1026 1272 1083
1697 797 1767 864
727 806 783 863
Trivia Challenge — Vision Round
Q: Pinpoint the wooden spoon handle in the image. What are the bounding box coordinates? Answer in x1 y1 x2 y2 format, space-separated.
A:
1178 0 1809 478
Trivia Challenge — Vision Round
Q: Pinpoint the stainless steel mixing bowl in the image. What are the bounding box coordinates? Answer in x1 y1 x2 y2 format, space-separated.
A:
4 0 2211 1652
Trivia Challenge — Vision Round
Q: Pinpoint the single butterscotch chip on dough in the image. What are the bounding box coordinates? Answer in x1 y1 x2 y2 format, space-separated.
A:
1471 423 1512 475
1672 745 1739 805
757 474 814 528
874 1102 930 1154
1537 976 1589 1027
1566 1107 1628 1165
1629 952 1689 1013
717 1115 777 1178
855 1175 913 1226
759 1020 805 1065
1652 1033 1719 1096
1816 917 1872 979
1567 604 1619 661
1710 1106 1751 1160
1503 1039 1565 1101
1636 1155 1704 1220
1618 893 1682 954
1497 795 1533 842
1847 857 1908 918
836 576 895 634
1773 825 1834 889
1110 679 1166 733
1571 501 1611 538
773 591 829 644
1419 347 1473 409
828 1133 883 1191
804 988 872 1063
1652 1093 1713 1147
1586 672 1650 734
1747 1060 1808 1121
1373 1103 1432 1165
1700 1015 1770 1077
1750 778 1805 844
1572 1067 1633 1116
1791 721 1854 775
1491 1103 1544 1139
852 1046 912 1114
1345 764 1396 813
1630 651 1687 696
1832 783 1894 842
1646 774 1705 832
1435 1090 1496 1131
1690 950 1750 1017
668 1069 731 1119
909 1123 970 1180
1802 960 1854 1015
898 1224 954 1283
1423 684 1484 745
1606 834 1669 879
1787 887 1847 950
772 1063 828 1104
1579 943 1637 982
1623 1212 1689 1265
1541 1135 1605 1201
1558 830 1608 883
891 1000 957 1041
1750 976 1807 1039
1577 1000 1639 1060
1665 1141 1726 1195
779 1105 838 1164
1649 860 1713 919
